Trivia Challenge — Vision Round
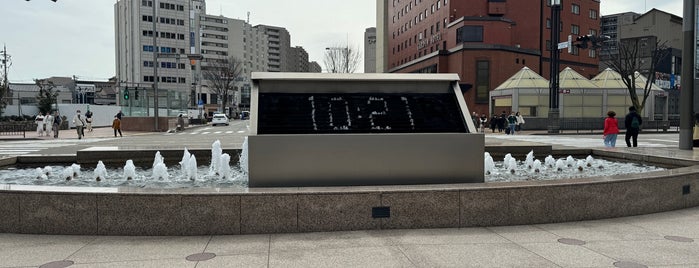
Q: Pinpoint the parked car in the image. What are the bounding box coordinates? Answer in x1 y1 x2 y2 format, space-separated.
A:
240 111 250 120
211 114 229 126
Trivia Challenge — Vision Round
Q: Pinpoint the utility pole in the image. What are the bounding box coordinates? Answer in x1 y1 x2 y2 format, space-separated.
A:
1 44 11 114
679 0 695 150
548 0 561 134
152 0 159 131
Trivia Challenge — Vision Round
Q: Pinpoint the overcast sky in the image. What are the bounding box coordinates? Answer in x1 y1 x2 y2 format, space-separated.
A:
0 0 683 83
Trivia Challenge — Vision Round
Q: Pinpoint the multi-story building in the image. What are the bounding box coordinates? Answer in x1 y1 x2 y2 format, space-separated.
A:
115 0 318 115
309 61 322 73
378 0 601 114
255 25 291 72
608 9 684 119
599 12 641 70
114 0 204 115
289 46 310 72
364 27 377 73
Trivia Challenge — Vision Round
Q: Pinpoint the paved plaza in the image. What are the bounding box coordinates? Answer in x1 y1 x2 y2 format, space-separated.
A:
2 122 699 267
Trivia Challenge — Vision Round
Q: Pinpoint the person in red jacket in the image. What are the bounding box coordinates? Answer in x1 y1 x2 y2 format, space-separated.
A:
603 110 620 147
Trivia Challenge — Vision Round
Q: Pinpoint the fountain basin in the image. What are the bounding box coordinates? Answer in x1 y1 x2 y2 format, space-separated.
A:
0 146 698 236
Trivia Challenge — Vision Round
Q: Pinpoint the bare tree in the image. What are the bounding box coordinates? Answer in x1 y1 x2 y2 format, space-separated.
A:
602 37 670 114
323 43 362 73
201 56 244 113
34 79 59 115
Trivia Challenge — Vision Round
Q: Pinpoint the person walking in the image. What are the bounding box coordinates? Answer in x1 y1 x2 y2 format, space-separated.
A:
489 114 498 133
43 112 53 138
72 110 86 139
507 112 517 135
52 111 61 139
515 112 525 132
112 116 122 137
497 111 506 133
624 106 642 147
479 113 487 133
85 109 93 132
603 110 620 147
35 112 45 137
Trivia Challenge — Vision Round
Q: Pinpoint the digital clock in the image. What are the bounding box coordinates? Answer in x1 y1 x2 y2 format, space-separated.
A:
257 93 467 134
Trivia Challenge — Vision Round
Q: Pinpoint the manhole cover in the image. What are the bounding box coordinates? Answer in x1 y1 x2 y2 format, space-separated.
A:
613 261 647 268
557 238 586 245
39 260 74 268
664 235 694 242
186 252 216 261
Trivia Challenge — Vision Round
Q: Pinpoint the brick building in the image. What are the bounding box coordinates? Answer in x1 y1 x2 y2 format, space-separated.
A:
378 0 601 114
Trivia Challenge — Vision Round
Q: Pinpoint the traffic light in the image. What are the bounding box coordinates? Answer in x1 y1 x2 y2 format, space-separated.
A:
134 89 139 100
124 87 130 100
574 35 590 49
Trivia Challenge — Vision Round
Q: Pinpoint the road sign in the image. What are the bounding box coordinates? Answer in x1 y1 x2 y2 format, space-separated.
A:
558 41 569 50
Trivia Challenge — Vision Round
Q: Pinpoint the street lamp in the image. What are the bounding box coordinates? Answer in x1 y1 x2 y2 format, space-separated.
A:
548 0 562 133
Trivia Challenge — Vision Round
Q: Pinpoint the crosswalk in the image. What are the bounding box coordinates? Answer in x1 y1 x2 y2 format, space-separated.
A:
0 138 114 156
491 134 678 148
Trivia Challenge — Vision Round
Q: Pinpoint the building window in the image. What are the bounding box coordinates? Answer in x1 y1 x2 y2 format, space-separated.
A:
588 49 596 58
571 24 580 35
571 46 579 55
143 45 154 52
437 0 441 9
475 60 489 104
456 25 483 43
589 9 598 19
142 15 153 22
571 4 580 15
546 18 551 29
545 40 551 51
141 0 152 7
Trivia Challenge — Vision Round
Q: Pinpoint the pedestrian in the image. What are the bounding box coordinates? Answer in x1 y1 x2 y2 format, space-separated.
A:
43 112 53 138
507 112 517 135
515 112 525 132
624 106 642 147
472 112 479 130
603 110 619 147
479 113 487 133
498 111 506 132
490 114 498 133
35 112 45 137
116 110 123 120
52 111 61 139
112 116 122 137
72 110 86 139
85 109 93 132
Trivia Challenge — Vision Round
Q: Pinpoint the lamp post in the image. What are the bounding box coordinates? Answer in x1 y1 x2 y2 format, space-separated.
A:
548 0 562 133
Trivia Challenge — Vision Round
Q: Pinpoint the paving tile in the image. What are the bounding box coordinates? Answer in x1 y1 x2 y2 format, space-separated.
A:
269 246 414 268
70 258 195 268
270 231 392 252
399 243 558 267
68 236 209 264
585 240 699 266
0 236 92 268
195 253 268 268
487 225 562 243
376 227 509 245
519 242 617 267
206 235 270 256
535 219 665 241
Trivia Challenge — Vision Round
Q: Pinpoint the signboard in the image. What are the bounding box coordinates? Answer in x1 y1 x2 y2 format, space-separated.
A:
257 93 466 134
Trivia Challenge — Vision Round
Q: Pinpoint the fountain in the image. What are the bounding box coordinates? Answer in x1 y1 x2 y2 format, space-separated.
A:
0 73 697 237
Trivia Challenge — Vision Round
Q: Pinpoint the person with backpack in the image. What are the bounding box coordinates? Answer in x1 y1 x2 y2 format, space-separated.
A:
624 106 642 147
